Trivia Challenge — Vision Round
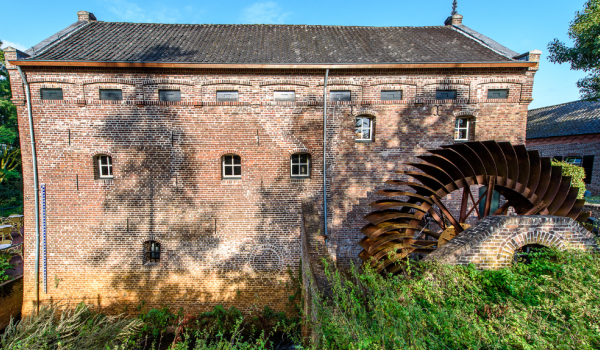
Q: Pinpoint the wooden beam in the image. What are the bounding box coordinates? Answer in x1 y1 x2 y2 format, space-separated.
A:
8 60 539 69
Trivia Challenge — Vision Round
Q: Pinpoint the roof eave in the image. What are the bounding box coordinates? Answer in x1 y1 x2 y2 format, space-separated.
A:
8 60 537 69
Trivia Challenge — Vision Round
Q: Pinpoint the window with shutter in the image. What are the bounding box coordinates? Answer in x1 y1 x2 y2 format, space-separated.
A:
487 89 509 99
159 90 181 101
41 88 63 100
100 89 123 101
217 91 239 102
381 90 402 100
274 91 295 102
582 155 595 184
330 90 351 101
436 90 456 100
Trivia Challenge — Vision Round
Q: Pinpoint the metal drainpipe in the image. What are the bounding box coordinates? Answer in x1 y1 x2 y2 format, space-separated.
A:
323 69 329 247
17 67 41 315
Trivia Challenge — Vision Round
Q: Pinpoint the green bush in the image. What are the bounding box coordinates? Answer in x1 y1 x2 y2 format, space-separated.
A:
312 249 600 349
0 252 13 283
552 159 587 198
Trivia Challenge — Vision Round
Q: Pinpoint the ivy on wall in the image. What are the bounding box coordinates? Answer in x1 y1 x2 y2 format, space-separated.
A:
552 159 587 199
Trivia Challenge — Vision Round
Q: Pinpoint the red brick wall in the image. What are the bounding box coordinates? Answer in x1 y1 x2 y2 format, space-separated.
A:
6 62 535 316
527 134 600 195
0 276 23 330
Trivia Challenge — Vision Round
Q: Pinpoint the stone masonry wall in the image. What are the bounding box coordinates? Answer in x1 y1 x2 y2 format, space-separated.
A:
5 60 536 316
424 216 597 269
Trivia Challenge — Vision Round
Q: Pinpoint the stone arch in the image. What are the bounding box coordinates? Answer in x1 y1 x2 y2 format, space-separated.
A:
495 229 568 265
424 216 598 269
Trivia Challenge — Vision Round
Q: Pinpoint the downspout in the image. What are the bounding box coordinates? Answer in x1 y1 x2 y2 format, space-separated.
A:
323 69 329 247
17 67 41 315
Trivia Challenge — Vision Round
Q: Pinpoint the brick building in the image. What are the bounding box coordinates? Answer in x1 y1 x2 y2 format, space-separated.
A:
527 100 600 195
5 11 540 315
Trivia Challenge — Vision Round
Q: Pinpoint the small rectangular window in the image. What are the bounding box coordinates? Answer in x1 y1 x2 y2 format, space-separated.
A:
100 89 123 101
223 155 242 178
554 156 564 162
41 88 63 100
487 89 509 99
159 90 181 102
97 155 113 179
381 90 402 100
217 91 239 102
274 91 295 102
565 156 583 167
330 90 351 101
436 90 456 100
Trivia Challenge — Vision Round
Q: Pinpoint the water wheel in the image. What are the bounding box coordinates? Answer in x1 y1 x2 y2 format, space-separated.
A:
359 140 589 275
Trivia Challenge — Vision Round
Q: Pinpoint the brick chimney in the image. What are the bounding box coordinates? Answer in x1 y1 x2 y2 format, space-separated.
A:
77 11 97 22
444 14 463 26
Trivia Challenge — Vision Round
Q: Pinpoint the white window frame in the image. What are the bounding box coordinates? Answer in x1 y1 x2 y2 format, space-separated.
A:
222 154 242 179
291 154 310 177
355 116 373 141
565 156 583 167
97 155 113 179
454 117 470 141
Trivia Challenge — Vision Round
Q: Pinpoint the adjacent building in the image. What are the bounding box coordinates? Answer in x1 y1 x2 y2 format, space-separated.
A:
527 100 600 195
5 11 540 315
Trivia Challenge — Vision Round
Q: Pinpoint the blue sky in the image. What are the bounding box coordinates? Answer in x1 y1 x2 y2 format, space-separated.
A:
0 0 587 109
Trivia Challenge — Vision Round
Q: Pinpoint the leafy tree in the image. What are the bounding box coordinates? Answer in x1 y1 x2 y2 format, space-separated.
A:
548 0 600 100
0 41 23 212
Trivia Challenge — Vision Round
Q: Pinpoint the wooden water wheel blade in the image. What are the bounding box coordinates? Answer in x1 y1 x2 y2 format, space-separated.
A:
396 171 455 194
411 240 437 247
429 149 479 182
498 142 520 189
417 155 470 185
441 144 488 183
360 234 414 254
361 222 440 240
383 181 438 196
513 144 530 192
364 210 417 225
376 252 410 273
464 142 499 180
553 187 579 217
481 141 509 186
567 199 586 220
404 163 457 188
369 200 427 212
533 157 553 201
546 176 572 214
375 190 433 205
576 211 590 222
369 243 416 264
526 150 542 195
538 166 563 206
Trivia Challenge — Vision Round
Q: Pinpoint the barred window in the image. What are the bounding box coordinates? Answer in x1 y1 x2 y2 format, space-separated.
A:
143 241 160 264
291 153 310 177
222 154 241 178
355 116 373 142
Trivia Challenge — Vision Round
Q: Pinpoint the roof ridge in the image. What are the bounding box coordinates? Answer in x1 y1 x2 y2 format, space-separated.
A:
92 21 448 29
27 21 91 58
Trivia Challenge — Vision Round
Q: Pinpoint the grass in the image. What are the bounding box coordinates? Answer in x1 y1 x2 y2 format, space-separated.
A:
312 248 600 349
3 249 600 349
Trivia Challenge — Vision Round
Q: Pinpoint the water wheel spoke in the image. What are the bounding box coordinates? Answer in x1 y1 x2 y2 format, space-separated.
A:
430 195 462 233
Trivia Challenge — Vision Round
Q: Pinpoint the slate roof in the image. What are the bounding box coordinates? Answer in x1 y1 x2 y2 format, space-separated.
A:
527 100 600 139
23 21 516 64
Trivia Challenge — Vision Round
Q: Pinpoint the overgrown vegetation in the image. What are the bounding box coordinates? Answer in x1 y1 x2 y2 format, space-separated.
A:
313 249 600 349
552 158 587 198
0 252 13 283
0 42 23 212
3 250 600 349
